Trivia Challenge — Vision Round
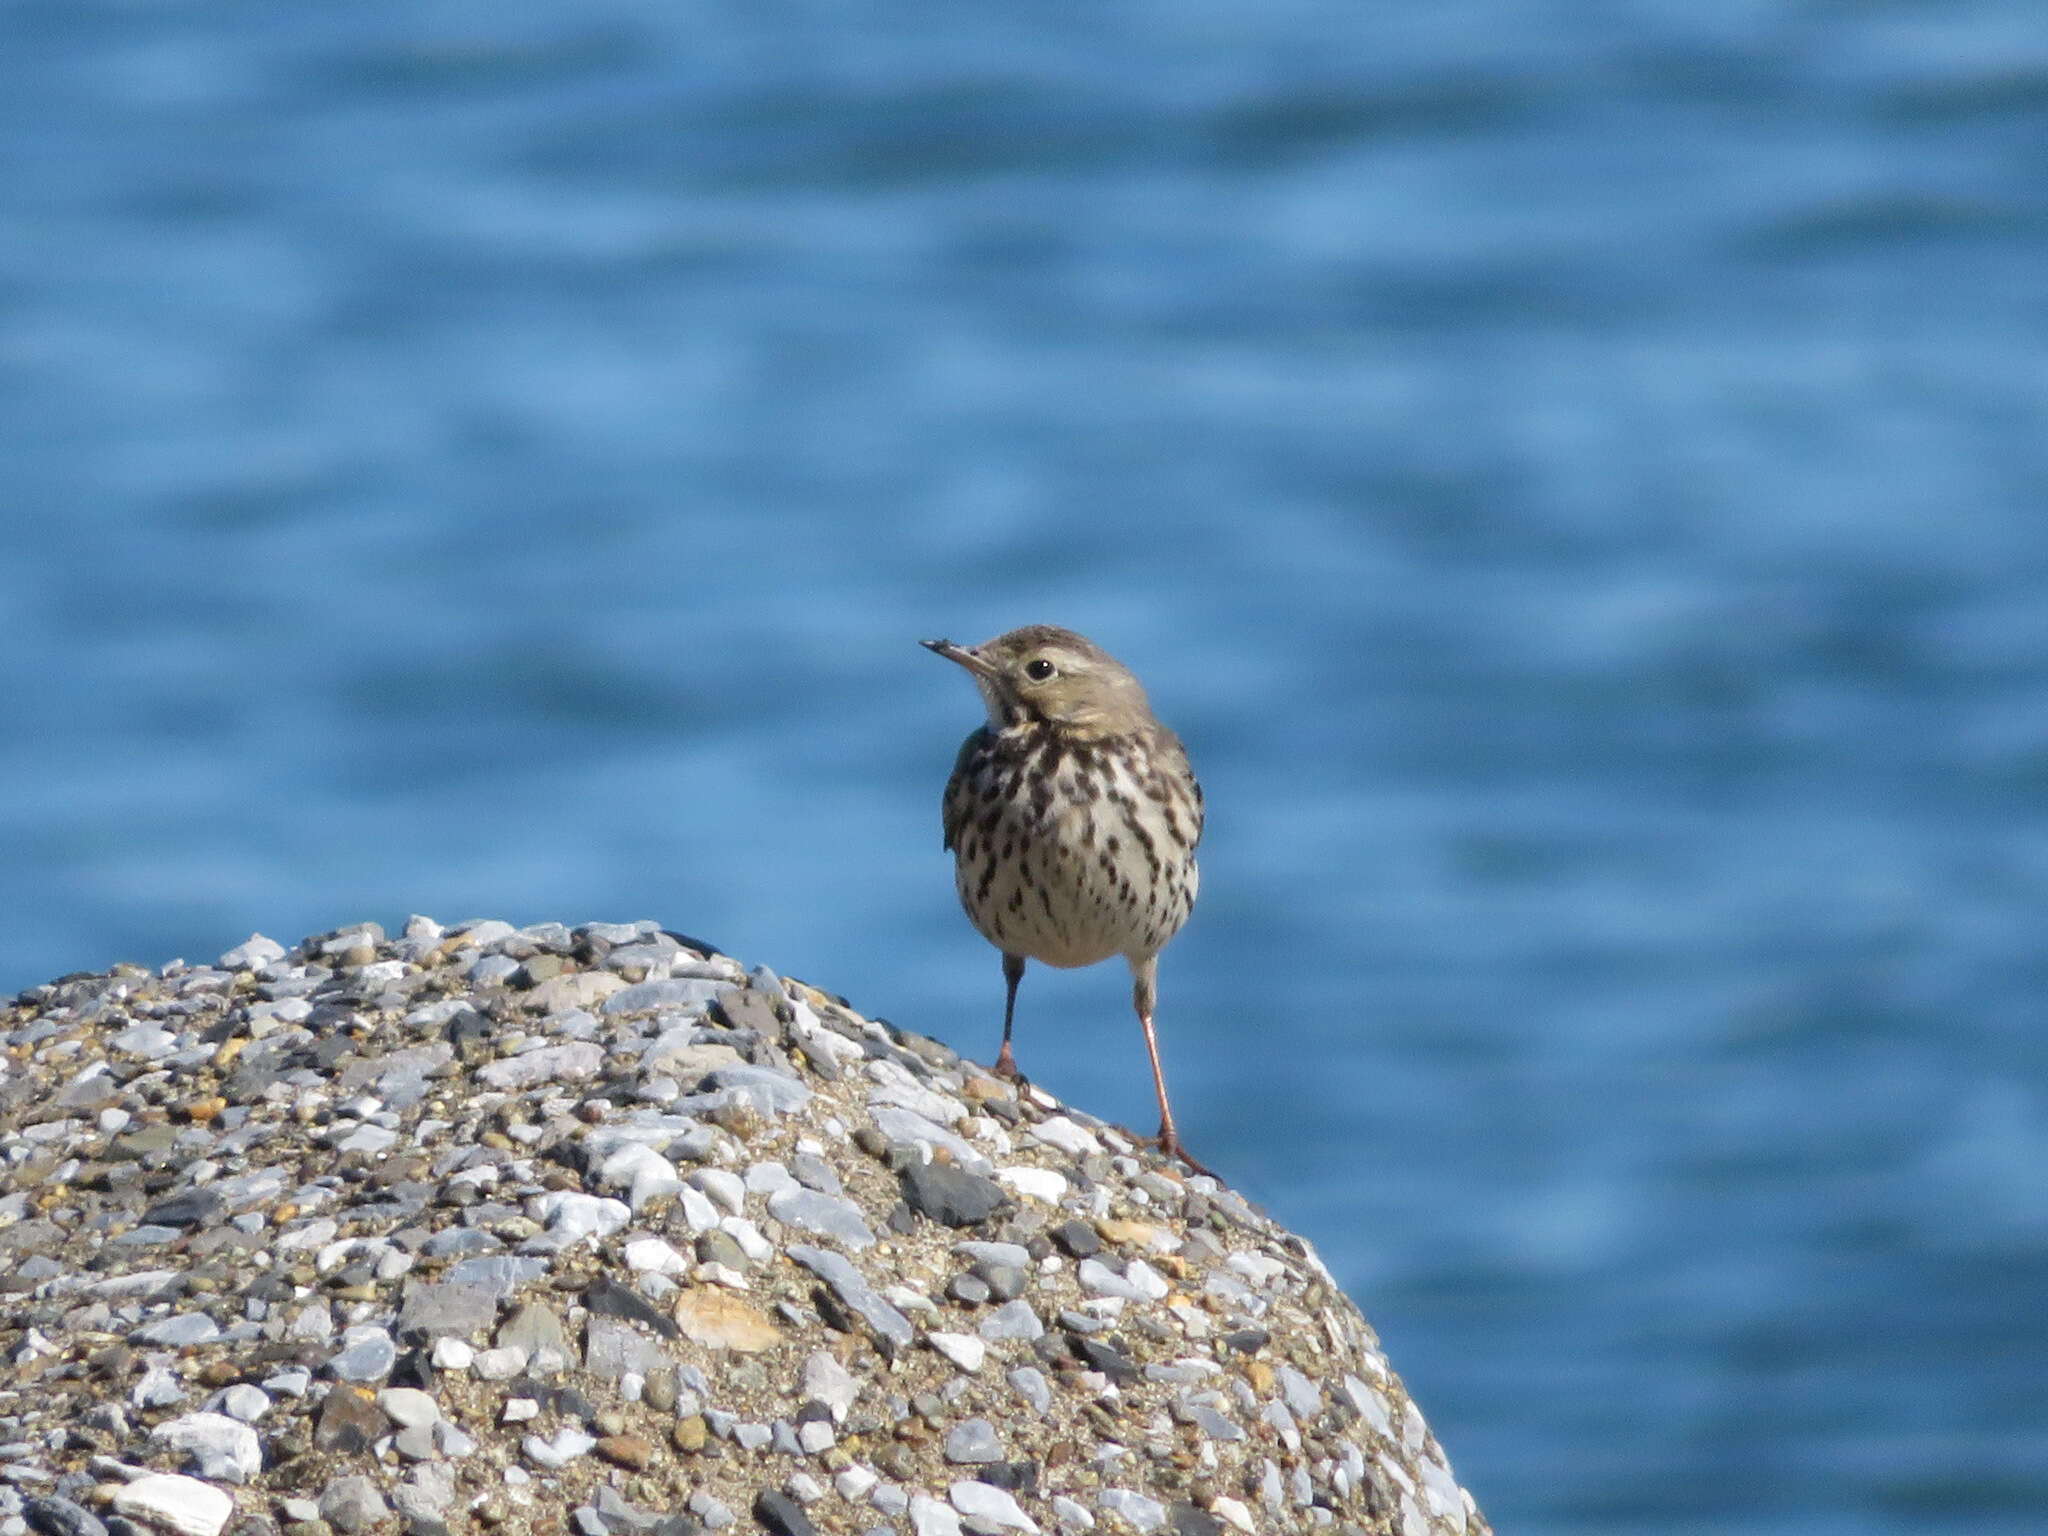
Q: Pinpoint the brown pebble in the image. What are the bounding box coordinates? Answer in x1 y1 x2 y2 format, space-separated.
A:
643 1367 678 1413
672 1416 707 1453
180 1096 227 1124
596 1434 655 1472
706 1103 759 1137
852 1127 891 1161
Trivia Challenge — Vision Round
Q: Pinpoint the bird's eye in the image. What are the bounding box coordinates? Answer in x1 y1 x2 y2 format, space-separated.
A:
1024 658 1057 682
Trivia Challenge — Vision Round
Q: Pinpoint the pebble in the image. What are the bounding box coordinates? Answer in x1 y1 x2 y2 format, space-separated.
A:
767 1185 877 1249
1006 1366 1052 1414
978 1298 1045 1342
523 1426 597 1468
674 1287 782 1352
319 1475 392 1534
787 1245 915 1350
24 1499 107 1536
216 1384 272 1422
951 1479 1041 1533
1049 1496 1096 1531
110 1475 234 1536
942 1417 1004 1463
996 1165 1068 1204
752 1490 819 1536
801 1349 860 1422
1099 1489 1168 1533
899 1160 1009 1227
927 1332 987 1373
150 1412 262 1484
375 1388 440 1429
871 1107 993 1174
324 1326 396 1382
0 918 1486 1536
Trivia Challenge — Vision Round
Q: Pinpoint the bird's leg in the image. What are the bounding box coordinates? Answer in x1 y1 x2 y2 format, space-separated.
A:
1131 956 1212 1176
994 952 1026 1080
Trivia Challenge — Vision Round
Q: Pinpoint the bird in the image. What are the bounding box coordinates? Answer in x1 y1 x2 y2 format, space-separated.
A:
921 625 1207 1168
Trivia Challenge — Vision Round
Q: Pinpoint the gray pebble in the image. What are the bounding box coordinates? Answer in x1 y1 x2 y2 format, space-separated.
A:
953 1240 1031 1270
786 1245 914 1350
131 1364 187 1409
869 1107 992 1174
602 978 727 1016
801 1350 860 1422
698 1064 813 1115
325 1326 397 1382
474 1041 603 1090
899 1162 1007 1228
396 1277 499 1337
788 1152 843 1196
1099 1489 1168 1532
746 1161 798 1197
1005 1366 1052 1415
688 1491 735 1529
767 1187 876 1250
1277 1362 1324 1418
978 1300 1044 1343
319 1475 392 1535
24 1497 108 1536
1183 1403 1245 1442
942 1417 1003 1464
1077 1257 1147 1300
131 1312 220 1348
375 1388 439 1429
496 1303 572 1374
797 1419 834 1454
974 1262 1028 1301
442 1254 547 1296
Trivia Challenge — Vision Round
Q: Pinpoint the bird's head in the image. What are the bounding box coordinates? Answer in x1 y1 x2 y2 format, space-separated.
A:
922 625 1154 738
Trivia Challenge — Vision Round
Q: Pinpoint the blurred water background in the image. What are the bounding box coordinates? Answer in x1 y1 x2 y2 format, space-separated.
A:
5 2 2048 1530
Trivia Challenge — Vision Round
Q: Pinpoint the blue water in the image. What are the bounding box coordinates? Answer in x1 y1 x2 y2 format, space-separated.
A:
6 3 2048 1530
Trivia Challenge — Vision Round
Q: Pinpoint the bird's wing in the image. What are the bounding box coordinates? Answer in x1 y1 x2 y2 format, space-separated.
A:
1162 729 1204 851
940 728 991 853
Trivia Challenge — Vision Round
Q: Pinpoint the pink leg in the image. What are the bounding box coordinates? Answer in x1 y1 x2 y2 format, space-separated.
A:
1131 955 1211 1175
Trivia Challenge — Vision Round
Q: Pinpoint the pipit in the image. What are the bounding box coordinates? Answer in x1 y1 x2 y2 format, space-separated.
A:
922 625 1206 1167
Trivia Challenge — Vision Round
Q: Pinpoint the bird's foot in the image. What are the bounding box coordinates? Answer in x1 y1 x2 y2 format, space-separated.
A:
992 1043 1024 1082
1131 1125 1215 1180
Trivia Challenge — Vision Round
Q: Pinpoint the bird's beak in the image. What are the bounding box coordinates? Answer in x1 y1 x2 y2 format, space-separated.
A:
920 638 998 682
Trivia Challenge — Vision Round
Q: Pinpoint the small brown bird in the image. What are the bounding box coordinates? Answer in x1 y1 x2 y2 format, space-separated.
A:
922 625 1206 1166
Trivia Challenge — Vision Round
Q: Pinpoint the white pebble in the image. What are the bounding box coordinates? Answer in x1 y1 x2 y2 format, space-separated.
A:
927 1332 987 1373
995 1166 1067 1203
950 1480 1039 1532
113 1475 234 1536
